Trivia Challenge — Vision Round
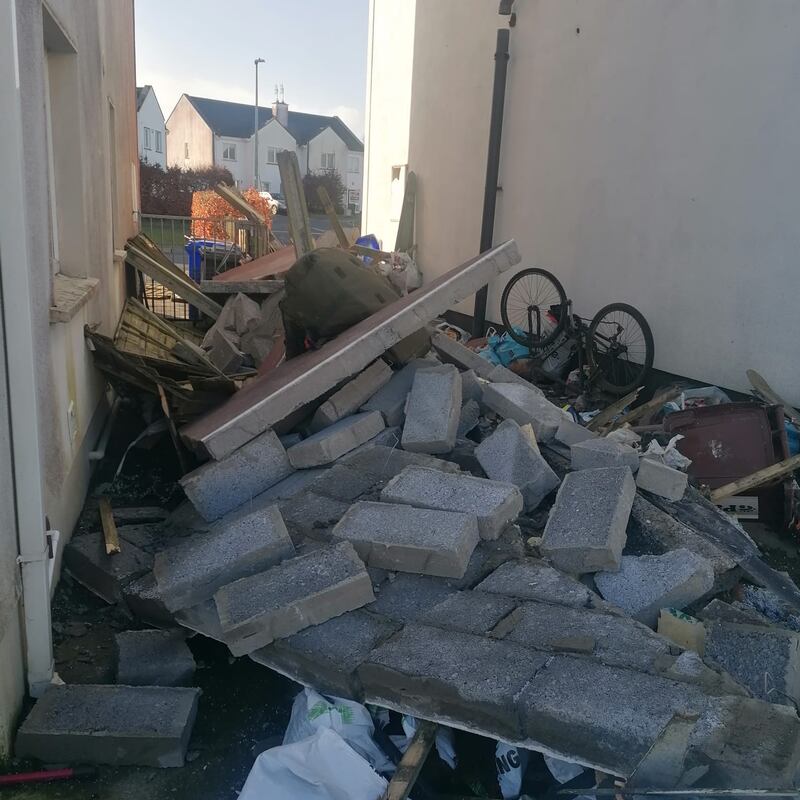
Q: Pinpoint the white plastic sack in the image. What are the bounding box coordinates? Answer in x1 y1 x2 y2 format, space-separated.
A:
543 754 594 800
284 688 394 774
496 741 529 799
642 434 692 471
239 727 388 800
401 715 457 769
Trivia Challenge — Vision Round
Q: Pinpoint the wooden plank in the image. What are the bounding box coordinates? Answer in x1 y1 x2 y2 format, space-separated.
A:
351 243 394 261
98 497 121 555
747 369 800 425
214 183 267 225
710 453 800 503
200 279 283 295
586 386 643 432
211 246 297 283
316 185 350 248
610 385 682 430
277 150 314 258
382 720 437 800
158 384 190 474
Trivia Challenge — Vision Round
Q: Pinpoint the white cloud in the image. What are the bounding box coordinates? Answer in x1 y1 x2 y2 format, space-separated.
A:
327 105 364 139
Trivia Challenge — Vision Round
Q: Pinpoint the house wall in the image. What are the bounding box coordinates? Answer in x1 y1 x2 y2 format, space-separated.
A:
214 135 251 187
365 0 800 404
306 127 350 181
256 120 297 194
138 89 166 168
344 151 363 213
166 95 214 169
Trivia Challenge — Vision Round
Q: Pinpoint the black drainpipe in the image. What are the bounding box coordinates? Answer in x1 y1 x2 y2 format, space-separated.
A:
473 3 516 338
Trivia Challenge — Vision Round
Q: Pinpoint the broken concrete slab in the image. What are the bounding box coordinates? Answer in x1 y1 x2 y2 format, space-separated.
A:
541 467 635 574
361 359 433 426
250 610 401 698
340 444 460 483
481 383 564 442
183 241 521 460
636 457 688 501
278 491 350 543
698 598 771 627
121 572 175 627
555 419 598 447
63 532 153 604
457 399 481 438
287 411 385 468
15 684 200 768
154 503 294 611
310 360 393 432
368 573 459 623
594 549 715 627
418 590 518 635
380 466 523 540
430 331 495 379
475 419 560 511
460 369 483 404
214 541 374 657
401 364 462 453
571 437 639 472
115 630 195 686
704 620 800 707
179 429 293 522
332 501 479 579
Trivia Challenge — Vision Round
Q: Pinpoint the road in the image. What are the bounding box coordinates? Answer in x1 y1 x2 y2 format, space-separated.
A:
270 213 331 246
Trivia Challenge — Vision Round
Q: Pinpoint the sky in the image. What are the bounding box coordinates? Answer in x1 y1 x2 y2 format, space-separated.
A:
134 0 369 138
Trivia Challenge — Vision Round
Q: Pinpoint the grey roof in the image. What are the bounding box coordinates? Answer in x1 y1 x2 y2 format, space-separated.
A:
136 85 148 111
183 95 363 152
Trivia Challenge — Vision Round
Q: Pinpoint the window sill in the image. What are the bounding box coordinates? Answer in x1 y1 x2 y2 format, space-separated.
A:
49 273 99 324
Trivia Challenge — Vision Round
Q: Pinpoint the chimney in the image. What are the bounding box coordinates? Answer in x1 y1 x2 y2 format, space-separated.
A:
272 83 288 127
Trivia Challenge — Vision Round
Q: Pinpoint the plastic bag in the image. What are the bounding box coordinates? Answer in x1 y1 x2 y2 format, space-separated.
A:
642 434 692 471
402 715 457 769
496 741 529 799
478 329 530 367
239 727 388 800
283 688 394 774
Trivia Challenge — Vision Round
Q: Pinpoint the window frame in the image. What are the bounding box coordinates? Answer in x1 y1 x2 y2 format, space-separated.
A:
267 146 278 164
222 142 237 161
143 126 152 150
154 130 162 153
321 152 335 170
348 155 360 174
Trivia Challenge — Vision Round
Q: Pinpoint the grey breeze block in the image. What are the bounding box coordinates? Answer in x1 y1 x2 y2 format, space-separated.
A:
115 629 196 687
287 411 385 468
570 437 639 473
381 465 523 540
636 457 689 501
401 364 462 454
214 540 374 657
15 684 200 768
481 382 564 442
540 466 636 574
361 358 434 427
332 501 480 579
180 428 293 522
154 503 294 611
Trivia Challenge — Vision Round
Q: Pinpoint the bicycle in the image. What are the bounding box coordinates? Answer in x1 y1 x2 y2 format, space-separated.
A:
499 268 654 396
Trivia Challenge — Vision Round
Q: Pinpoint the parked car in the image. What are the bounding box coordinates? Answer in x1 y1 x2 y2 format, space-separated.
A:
271 192 288 215
258 191 280 217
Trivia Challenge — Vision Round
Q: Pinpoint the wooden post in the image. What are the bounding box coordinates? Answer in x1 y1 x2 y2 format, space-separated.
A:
382 720 438 800
277 151 314 258
316 185 350 249
710 453 800 502
587 387 643 432
98 497 121 555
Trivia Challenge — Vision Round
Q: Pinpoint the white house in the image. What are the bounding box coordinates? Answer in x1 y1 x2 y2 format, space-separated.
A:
136 84 165 168
364 0 800 406
166 94 364 211
0 0 138 757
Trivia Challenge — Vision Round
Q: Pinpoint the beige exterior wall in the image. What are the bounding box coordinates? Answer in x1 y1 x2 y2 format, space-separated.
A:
166 94 214 169
366 0 800 404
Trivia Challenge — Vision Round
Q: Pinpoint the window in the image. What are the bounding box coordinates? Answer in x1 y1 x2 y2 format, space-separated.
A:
267 147 277 164
348 155 360 174
184 142 189 160
321 152 335 170
222 143 236 161
143 126 152 150
154 130 162 153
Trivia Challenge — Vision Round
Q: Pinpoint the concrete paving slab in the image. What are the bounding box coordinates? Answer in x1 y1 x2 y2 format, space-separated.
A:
115 630 195 686
475 419 560 511
153 503 294 611
287 411 385 468
278 491 350 543
482 383 564 442
381 466 523 540
332 501 479 578
401 364 462 453
215 540 374 656
555 419 598 446
180 429 293 522
367 573 459 623
340 445 460 482
361 359 434 426
636 457 688 501
570 438 639 472
15 684 200 767
541 467 635 574
419 590 518 635
595 549 715 626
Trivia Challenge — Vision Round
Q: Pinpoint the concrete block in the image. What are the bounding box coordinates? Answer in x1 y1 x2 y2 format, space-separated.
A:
657 608 706 654
419 590 517 635
704 620 800 706
481 383 563 442
457 399 481 438
360 623 548 742
361 359 433 426
698 598 771 627
487 364 543 393
63 532 153 604
204 326 244 374
430 331 495 379
475 419 560 511
253 467 329 504
279 491 350 542
180 429 293 522
287 411 385 468
307 463 380 502
570 437 639 472
475 558 601 609
310 360 393 431
115 630 195 686
541 467 635 574
214 541 374 657
636 457 688 501
121 572 175 627
345 425 402 458
401 364 462 453
340 444 460 482
555 419 598 446
595 549 715 626
381 466 523 540
368 573 458 623
332 501 480 578
153 503 294 611
15 684 199 767
460 369 483 404
251 610 401 699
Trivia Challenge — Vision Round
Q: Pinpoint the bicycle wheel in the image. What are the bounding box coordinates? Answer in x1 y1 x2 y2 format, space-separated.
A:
587 302 654 395
500 268 568 348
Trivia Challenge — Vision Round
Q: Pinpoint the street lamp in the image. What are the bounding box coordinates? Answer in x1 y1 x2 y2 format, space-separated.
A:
254 57 265 190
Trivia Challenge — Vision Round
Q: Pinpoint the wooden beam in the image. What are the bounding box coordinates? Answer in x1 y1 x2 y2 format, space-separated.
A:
610 385 681 430
98 497 121 555
382 720 438 800
200 279 283 295
586 386 643 432
351 243 394 261
214 183 267 225
316 185 350 248
710 454 800 503
277 151 314 258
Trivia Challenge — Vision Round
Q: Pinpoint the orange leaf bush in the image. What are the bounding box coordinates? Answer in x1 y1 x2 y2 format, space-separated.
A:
190 188 273 240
